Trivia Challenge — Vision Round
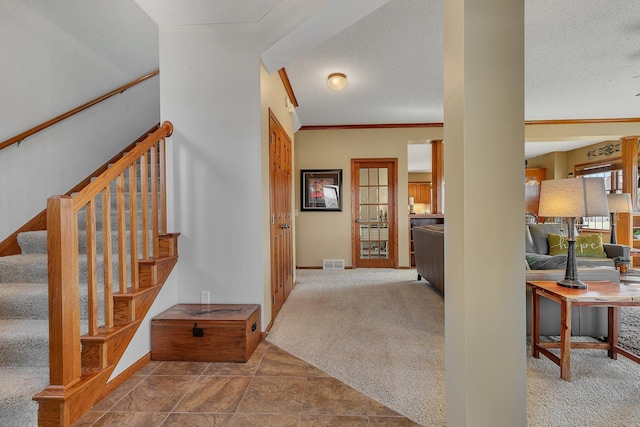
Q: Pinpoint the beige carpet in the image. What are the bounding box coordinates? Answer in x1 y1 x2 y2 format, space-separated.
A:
267 269 640 427
267 269 444 426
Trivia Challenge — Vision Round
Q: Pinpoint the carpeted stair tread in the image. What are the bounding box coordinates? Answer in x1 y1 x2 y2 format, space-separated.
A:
0 254 47 283
15 230 47 254
0 366 48 427
0 253 128 285
0 283 104 321
0 283 48 319
18 229 148 255
0 319 49 367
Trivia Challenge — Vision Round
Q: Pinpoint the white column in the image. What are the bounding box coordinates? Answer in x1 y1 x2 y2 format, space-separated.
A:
444 1 527 426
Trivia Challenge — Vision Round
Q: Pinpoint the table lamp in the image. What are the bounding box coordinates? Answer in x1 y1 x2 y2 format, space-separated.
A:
538 178 609 289
606 193 632 244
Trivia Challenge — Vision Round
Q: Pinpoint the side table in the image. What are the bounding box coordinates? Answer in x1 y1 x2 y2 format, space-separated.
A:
527 280 640 380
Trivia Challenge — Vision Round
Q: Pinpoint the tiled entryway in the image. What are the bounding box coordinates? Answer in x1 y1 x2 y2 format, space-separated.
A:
72 342 420 426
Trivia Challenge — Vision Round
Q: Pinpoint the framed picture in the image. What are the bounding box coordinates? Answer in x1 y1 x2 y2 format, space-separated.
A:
301 169 342 211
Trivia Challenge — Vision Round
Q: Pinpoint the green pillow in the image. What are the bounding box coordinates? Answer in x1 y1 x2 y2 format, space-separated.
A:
547 233 606 258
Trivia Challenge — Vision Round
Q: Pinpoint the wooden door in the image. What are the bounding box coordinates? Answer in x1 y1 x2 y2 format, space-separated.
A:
269 111 293 319
351 159 398 268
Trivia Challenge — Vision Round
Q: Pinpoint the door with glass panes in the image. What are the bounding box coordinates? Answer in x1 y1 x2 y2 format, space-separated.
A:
351 158 397 268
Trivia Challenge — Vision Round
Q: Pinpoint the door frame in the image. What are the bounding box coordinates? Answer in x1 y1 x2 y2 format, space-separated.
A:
350 158 398 268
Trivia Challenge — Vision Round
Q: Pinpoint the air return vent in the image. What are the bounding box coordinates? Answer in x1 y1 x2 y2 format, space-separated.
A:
323 259 345 270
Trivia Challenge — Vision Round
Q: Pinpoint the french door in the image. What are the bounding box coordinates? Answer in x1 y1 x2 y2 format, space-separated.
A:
269 110 293 320
351 158 398 268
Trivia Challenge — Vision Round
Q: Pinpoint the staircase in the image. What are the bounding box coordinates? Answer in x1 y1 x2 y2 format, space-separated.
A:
0 122 178 426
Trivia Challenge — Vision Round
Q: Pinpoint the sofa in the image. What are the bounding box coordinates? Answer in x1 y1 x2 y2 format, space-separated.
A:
525 223 628 270
525 223 627 336
413 222 628 337
413 224 444 293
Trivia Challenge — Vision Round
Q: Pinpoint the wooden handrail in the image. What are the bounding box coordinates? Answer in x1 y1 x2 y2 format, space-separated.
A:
0 123 160 257
0 70 159 152
71 122 172 211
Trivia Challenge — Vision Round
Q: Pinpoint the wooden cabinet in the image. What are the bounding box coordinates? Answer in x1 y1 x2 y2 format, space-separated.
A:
616 212 633 247
408 182 431 204
629 213 640 267
525 168 546 216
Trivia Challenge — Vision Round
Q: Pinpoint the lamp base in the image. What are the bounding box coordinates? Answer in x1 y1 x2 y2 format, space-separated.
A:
557 278 588 289
610 212 617 244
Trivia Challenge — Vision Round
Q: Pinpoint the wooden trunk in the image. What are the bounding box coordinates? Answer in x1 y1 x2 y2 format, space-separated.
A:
151 304 261 363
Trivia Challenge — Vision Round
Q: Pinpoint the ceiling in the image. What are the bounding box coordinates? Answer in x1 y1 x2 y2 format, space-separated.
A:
135 0 640 171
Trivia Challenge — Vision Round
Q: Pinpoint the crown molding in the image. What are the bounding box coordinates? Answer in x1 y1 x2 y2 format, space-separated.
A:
299 123 444 131
525 117 640 125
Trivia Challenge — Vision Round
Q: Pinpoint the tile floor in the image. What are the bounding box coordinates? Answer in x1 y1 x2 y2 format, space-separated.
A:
72 341 420 426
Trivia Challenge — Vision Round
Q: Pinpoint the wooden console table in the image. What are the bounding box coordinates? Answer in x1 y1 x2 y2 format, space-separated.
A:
527 280 640 380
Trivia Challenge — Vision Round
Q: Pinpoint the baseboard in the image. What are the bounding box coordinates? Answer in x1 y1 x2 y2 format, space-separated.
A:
296 266 354 269
96 352 151 403
263 318 275 335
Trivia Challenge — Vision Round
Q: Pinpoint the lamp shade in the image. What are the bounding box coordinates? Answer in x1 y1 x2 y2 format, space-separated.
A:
607 193 632 213
538 178 609 218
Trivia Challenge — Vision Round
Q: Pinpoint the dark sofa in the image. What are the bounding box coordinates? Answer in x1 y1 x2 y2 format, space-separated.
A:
413 224 444 294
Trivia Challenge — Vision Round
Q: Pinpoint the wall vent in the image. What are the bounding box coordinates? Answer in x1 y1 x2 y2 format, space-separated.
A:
323 259 345 270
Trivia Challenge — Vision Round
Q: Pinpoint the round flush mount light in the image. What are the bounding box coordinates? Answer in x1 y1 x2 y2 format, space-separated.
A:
327 73 348 91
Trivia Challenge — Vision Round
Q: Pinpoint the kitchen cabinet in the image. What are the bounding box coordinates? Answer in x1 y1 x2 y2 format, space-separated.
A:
629 213 640 267
525 168 546 216
408 182 431 204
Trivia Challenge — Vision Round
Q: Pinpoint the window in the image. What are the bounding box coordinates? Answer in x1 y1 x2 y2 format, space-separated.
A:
575 164 622 230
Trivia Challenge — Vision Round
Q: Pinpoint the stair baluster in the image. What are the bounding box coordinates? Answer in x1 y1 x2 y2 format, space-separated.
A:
32 121 176 427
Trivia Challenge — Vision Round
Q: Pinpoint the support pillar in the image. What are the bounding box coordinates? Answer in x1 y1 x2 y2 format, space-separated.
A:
443 1 527 425
621 136 639 211
430 140 444 214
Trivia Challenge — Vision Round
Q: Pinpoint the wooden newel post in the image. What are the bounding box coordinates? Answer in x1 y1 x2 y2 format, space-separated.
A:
34 196 81 426
47 195 81 386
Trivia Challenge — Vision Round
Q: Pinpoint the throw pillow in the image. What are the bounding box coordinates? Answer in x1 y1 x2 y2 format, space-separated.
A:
576 233 607 257
525 252 567 270
547 233 606 258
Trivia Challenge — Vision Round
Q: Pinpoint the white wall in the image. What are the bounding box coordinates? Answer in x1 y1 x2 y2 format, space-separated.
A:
159 25 265 319
0 0 160 241
0 0 165 379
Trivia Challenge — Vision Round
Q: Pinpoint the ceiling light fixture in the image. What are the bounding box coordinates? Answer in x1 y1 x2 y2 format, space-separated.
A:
327 73 348 91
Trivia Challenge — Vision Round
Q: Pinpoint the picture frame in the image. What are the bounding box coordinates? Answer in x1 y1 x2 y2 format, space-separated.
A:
301 169 342 211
